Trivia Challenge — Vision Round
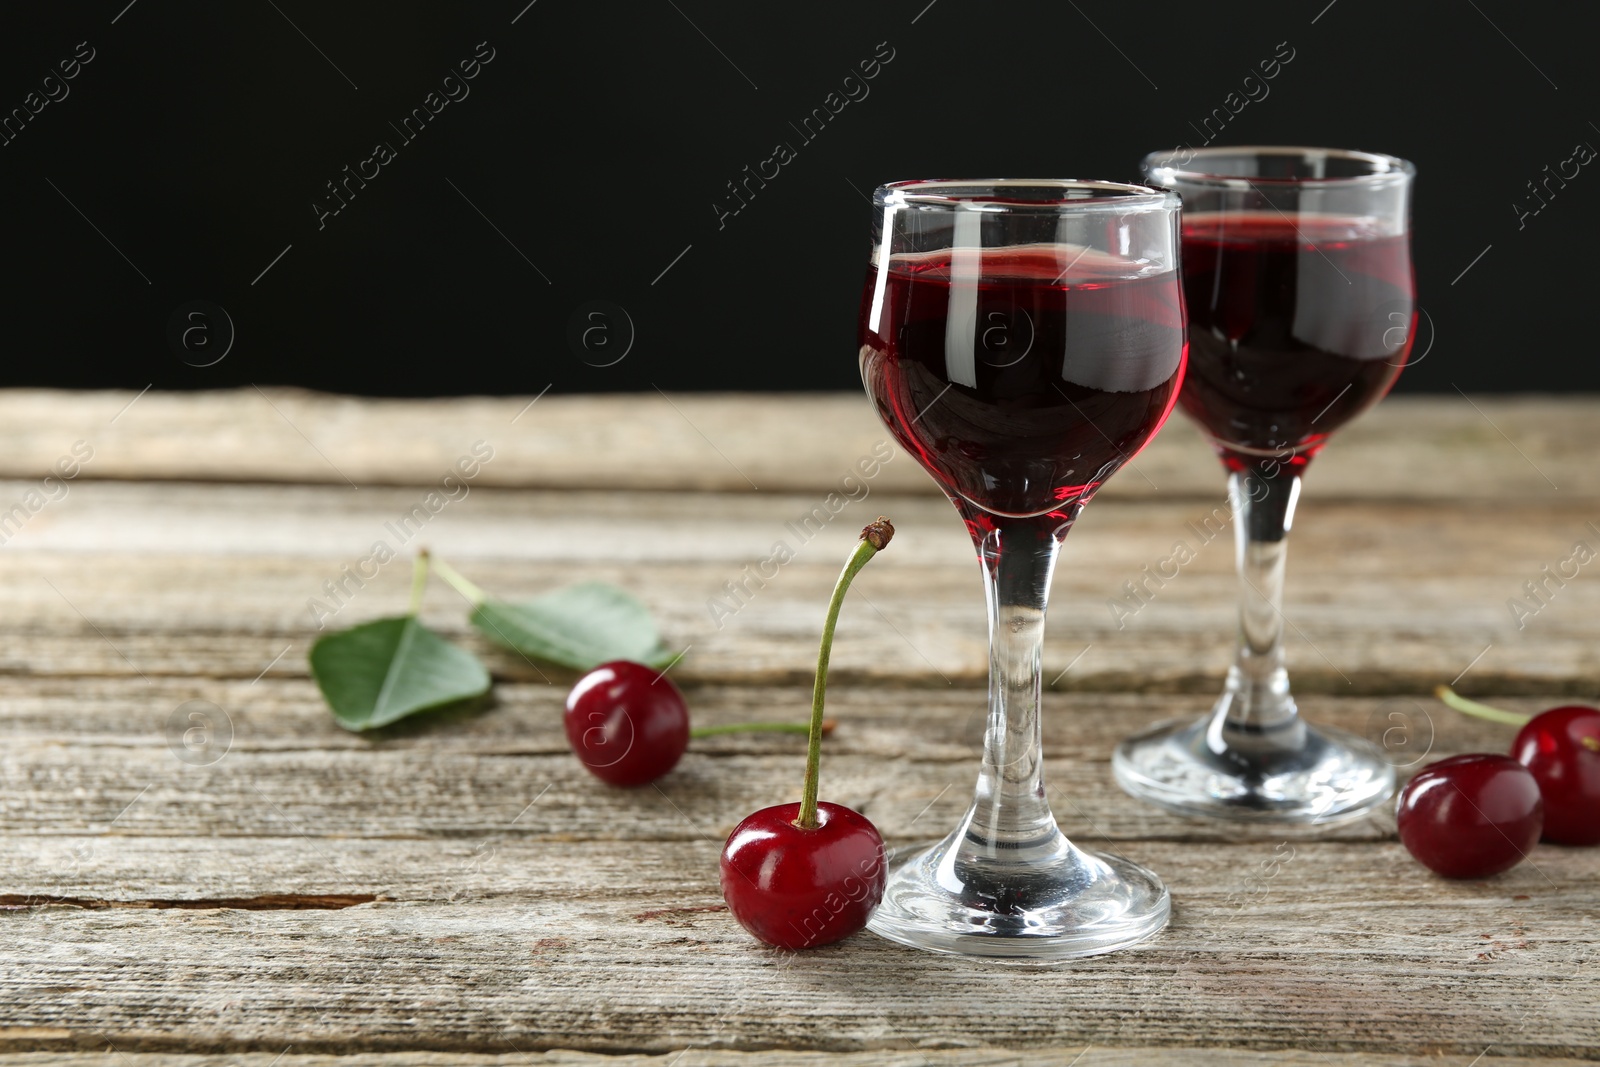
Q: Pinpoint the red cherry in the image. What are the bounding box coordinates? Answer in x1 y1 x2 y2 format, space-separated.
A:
564 661 689 787
1512 705 1600 845
720 801 886 949
1396 754 1543 878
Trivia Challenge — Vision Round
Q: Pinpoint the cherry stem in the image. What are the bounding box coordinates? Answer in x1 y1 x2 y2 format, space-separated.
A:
1435 684 1531 726
691 719 836 739
429 554 487 607
409 551 430 616
797 517 894 830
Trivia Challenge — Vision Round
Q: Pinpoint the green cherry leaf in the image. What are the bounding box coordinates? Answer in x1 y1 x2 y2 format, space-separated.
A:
310 616 491 732
470 581 674 671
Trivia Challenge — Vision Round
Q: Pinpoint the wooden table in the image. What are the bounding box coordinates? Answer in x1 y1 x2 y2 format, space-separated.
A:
1 389 1595 1066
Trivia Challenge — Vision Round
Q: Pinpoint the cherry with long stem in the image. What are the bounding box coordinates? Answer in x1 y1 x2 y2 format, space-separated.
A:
720 518 893 950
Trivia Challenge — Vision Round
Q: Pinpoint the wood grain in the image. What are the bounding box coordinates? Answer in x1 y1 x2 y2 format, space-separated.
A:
2 839 1594 1057
0 683 1526 845
1 481 1597 692
0 389 1592 500
2 683 1592 1057
4 1052 1596 1066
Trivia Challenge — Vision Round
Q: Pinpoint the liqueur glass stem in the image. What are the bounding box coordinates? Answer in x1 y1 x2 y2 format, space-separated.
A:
1212 464 1302 744
965 517 1070 863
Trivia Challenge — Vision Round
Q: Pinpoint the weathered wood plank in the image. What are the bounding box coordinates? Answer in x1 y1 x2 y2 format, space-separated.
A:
0 389 1592 500
0 838 1593 1057
4 1051 1595 1066
4 833 1588 918
9 679 1517 753
0 685 1531 844
1 481 1596 691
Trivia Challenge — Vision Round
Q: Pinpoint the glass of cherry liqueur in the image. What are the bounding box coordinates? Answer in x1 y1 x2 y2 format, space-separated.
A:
860 180 1184 960
1114 146 1417 823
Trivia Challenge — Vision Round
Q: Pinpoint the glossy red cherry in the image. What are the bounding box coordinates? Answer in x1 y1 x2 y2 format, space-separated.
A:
1396 754 1543 878
564 660 688 787
720 801 886 949
1512 705 1600 845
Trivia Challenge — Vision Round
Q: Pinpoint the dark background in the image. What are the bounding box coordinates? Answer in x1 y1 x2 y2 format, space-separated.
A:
0 0 1592 396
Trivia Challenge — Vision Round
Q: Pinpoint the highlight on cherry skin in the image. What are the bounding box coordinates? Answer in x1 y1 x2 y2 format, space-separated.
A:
1395 753 1543 879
